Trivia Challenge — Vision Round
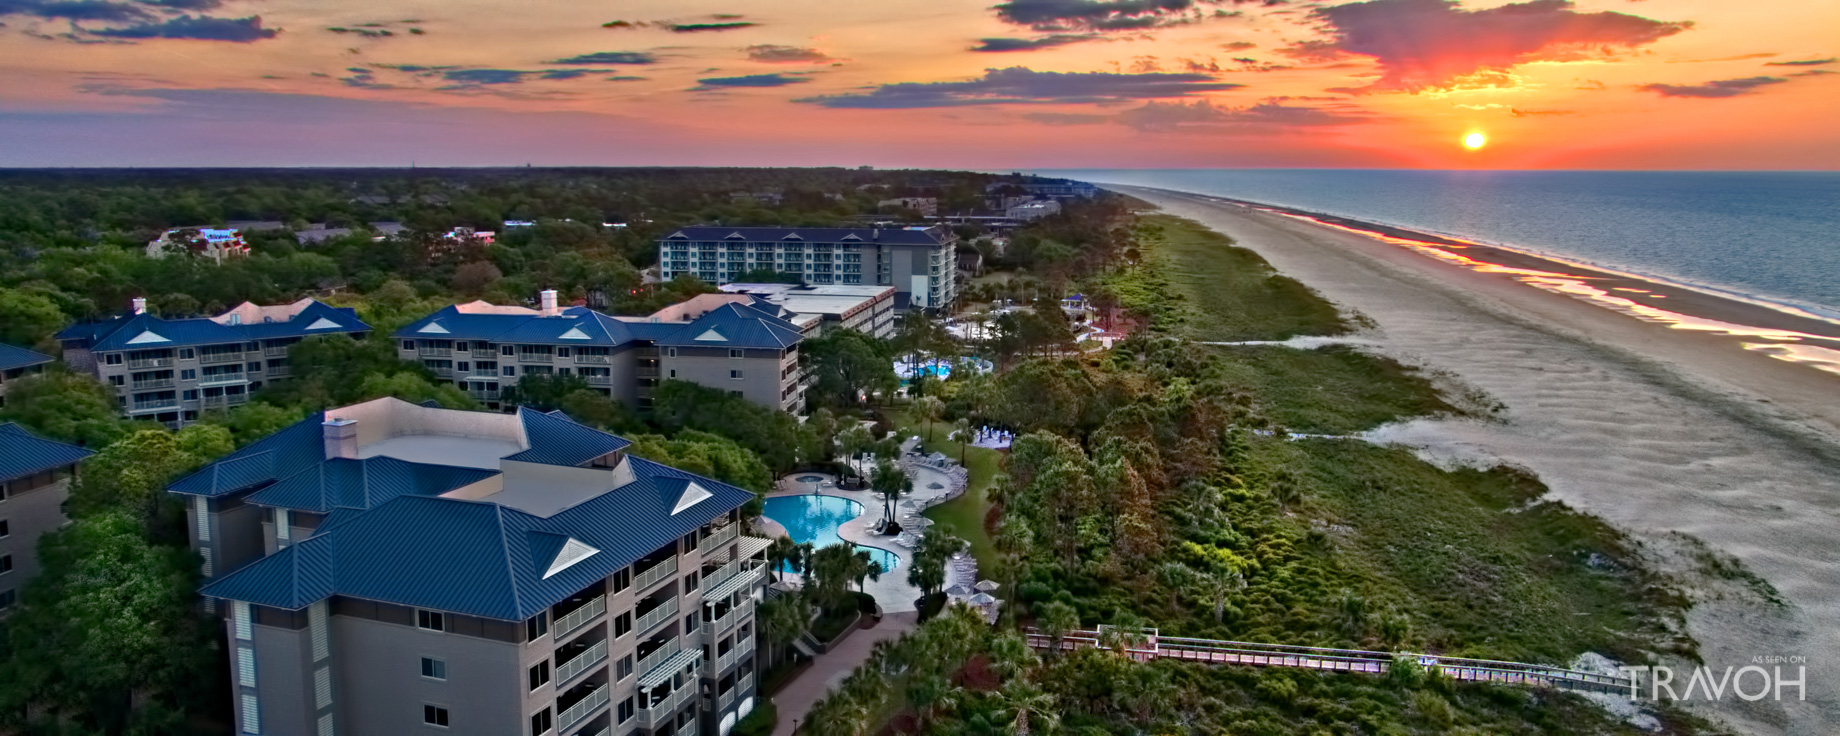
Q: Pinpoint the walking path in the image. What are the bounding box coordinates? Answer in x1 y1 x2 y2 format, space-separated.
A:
770 612 919 736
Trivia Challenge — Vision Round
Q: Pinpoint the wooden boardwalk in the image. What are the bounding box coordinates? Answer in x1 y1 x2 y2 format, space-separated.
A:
1024 626 1631 695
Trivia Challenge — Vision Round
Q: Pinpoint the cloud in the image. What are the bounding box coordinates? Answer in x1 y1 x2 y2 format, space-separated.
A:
971 35 1100 52
606 75 647 82
0 0 149 22
327 26 392 38
670 22 756 32
745 44 832 63
692 73 811 90
1508 107 1572 116
1114 99 1367 130
992 0 1209 32
1765 57 1835 67
90 14 279 41
140 0 219 9
550 51 657 65
1220 40 1257 51
794 66 1243 108
1640 75 1787 98
441 69 534 85
1298 0 1691 92
1023 112 1109 125
540 69 617 80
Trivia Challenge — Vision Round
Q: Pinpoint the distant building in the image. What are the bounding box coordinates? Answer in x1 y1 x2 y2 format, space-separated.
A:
727 191 784 207
956 251 985 280
146 228 251 263
1005 199 1062 221
716 283 897 339
505 220 537 229
656 226 959 312
0 343 53 408
0 423 94 612
395 291 809 412
877 197 938 217
56 298 371 428
172 397 766 736
444 227 497 246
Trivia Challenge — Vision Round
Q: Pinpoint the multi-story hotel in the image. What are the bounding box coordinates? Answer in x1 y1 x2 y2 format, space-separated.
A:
172 397 767 736
654 226 958 312
0 343 54 408
56 298 370 427
0 423 94 613
395 292 809 413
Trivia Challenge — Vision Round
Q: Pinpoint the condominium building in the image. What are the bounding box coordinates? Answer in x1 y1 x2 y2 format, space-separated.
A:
56 298 370 427
172 397 768 736
146 227 251 262
714 284 896 340
0 343 53 408
0 423 94 612
655 226 958 312
395 292 807 413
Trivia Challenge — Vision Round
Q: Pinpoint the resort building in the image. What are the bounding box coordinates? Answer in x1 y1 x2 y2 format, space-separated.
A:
1004 199 1062 222
171 397 768 736
395 291 808 412
876 197 938 217
146 227 251 263
0 343 54 407
56 298 371 428
654 226 958 312
0 423 94 612
715 284 897 339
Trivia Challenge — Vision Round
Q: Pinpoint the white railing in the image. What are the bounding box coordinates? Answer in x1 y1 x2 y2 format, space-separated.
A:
200 394 249 408
131 378 175 390
198 351 244 365
701 598 753 640
263 346 289 357
574 354 611 364
635 598 678 636
471 348 496 359
556 639 608 685
584 374 612 386
521 353 554 364
676 720 696 736
704 559 741 591
705 524 738 550
714 635 753 673
130 399 178 413
738 673 753 695
635 558 677 592
558 684 609 730
718 688 734 710
636 638 681 679
553 596 606 640
128 357 173 369
417 347 452 358
199 373 247 386
636 683 697 729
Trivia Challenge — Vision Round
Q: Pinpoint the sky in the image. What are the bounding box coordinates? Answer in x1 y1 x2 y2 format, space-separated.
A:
0 0 1835 169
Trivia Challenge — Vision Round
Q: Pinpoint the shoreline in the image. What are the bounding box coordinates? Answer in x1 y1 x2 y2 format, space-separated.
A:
1117 184 1840 735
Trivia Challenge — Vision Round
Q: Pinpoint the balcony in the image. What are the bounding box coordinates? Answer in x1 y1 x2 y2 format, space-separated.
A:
467 389 500 402
555 639 608 686
718 687 734 711
636 367 659 379
263 346 289 357
635 557 677 592
201 394 250 409
701 598 754 641
636 638 681 679
198 351 244 366
558 683 610 731
705 524 738 550
266 367 291 379
131 378 175 391
470 367 499 377
676 719 697 736
417 347 453 358
429 366 454 378
584 374 612 387
130 398 179 413
521 353 555 364
713 636 754 674
738 672 754 697
199 373 247 387
634 681 696 730
635 598 679 637
471 348 496 359
574 354 611 365
553 595 606 640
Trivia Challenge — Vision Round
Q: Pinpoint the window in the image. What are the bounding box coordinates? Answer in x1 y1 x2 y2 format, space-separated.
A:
246 362 262 372
0 519 8 537
666 348 677 358
180 348 194 360
556 347 572 358
668 369 677 379
457 362 470 373
421 657 446 680
455 342 468 352
241 694 260 734
237 647 256 687
611 567 631 592
616 653 634 680
528 661 550 691
416 610 446 632
683 531 699 552
684 614 698 635
526 612 549 641
109 375 124 386
502 366 517 377
729 370 743 380
0 589 14 609
531 707 553 735
729 349 744 359
685 571 699 590
402 340 415 351
730 390 744 399
501 345 515 356
423 705 449 728
557 367 571 377
105 353 123 365
617 696 636 724
183 390 198 400
613 611 632 637
1 555 13 574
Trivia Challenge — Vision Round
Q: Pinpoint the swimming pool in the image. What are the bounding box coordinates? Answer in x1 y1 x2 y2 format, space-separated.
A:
762 494 899 572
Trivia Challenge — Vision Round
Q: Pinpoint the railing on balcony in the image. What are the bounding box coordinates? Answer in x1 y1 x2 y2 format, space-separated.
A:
556 639 608 686
705 524 738 550
263 346 289 357
676 719 697 736
198 351 244 365
130 398 179 413
636 367 659 379
417 347 453 358
553 595 606 640
584 374 612 387
635 557 677 592
635 598 678 637
430 366 454 378
738 672 754 695
468 389 500 401
636 638 680 679
718 687 734 711
521 352 555 364
704 559 741 591
470 367 499 377
635 683 696 729
199 373 247 386
574 354 611 364
471 348 496 359
127 356 174 369
200 394 250 409
131 378 175 391
713 636 754 673
558 683 610 731
702 598 753 640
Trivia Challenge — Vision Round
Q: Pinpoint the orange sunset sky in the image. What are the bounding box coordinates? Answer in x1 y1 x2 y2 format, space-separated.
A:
1 0 1834 168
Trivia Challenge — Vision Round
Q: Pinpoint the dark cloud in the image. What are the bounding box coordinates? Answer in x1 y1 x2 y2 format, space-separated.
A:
1114 99 1366 130
970 35 1099 52
1789 69 1835 77
550 51 657 64
794 66 1242 109
540 69 617 80
1765 57 1835 67
90 14 279 41
0 0 149 22
441 69 534 85
139 0 219 9
1220 40 1256 50
327 26 392 38
669 22 756 32
1022 112 1109 124
1299 0 1691 92
692 73 810 90
1640 75 1787 98
745 45 831 63
992 0 1208 32
601 20 635 28
606 75 646 82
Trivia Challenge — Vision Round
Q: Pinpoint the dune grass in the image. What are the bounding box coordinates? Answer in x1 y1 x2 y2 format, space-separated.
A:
1120 213 1351 341
1206 343 1462 434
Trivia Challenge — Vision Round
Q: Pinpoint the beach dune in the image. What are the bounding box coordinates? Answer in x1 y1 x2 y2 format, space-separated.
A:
1122 186 1840 736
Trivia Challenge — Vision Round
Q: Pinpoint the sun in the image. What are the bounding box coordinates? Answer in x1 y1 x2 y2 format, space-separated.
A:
1463 132 1487 150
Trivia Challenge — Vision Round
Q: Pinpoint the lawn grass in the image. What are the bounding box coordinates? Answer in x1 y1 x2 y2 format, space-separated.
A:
883 405 1003 570
1205 344 1462 434
1131 213 1351 341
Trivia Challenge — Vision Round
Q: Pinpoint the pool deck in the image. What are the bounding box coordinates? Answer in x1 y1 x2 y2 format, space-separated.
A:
766 468 940 614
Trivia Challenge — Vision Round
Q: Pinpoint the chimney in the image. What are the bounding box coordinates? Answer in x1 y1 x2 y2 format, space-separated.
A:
540 289 559 317
131 297 147 315
322 417 359 460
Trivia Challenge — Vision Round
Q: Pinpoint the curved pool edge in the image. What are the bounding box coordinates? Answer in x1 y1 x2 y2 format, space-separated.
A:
761 493 901 572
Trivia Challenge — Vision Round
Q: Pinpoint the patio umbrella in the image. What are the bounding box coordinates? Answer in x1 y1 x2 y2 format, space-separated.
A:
974 580 1000 592
944 584 973 598
927 482 945 490
969 592 997 606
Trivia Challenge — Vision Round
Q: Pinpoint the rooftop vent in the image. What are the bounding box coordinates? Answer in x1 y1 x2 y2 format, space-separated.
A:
323 417 359 460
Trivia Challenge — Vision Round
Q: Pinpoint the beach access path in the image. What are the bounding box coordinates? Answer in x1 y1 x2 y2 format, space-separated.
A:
1120 186 1840 736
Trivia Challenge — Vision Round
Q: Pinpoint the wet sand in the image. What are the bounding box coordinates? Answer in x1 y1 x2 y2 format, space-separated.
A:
1120 186 1840 735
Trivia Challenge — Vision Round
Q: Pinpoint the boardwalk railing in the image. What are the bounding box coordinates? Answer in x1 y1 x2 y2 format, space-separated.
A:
1024 626 1632 695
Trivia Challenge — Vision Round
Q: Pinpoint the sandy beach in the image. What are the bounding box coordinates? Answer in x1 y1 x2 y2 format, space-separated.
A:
1120 185 1840 735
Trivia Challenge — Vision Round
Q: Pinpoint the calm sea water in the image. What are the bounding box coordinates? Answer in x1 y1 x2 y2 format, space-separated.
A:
1038 170 1840 321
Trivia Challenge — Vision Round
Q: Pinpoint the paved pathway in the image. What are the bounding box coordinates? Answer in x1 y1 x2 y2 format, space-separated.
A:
770 612 919 736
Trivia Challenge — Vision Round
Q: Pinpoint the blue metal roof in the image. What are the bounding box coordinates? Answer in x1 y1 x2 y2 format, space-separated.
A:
168 411 327 497
0 343 53 372
394 305 638 346
246 456 500 514
58 300 368 353
0 423 94 482
503 408 632 465
659 225 955 246
655 302 803 349
199 455 755 620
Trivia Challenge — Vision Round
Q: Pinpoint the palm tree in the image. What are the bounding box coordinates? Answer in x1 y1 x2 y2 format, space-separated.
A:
1154 561 1194 611
952 416 973 464
758 595 812 668
1036 601 1079 656
871 459 910 528
765 536 799 583
986 633 1037 685
850 548 884 594
918 395 946 443
997 680 1060 736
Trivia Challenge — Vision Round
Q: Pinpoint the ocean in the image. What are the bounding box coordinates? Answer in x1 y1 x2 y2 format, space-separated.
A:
1037 170 1840 322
